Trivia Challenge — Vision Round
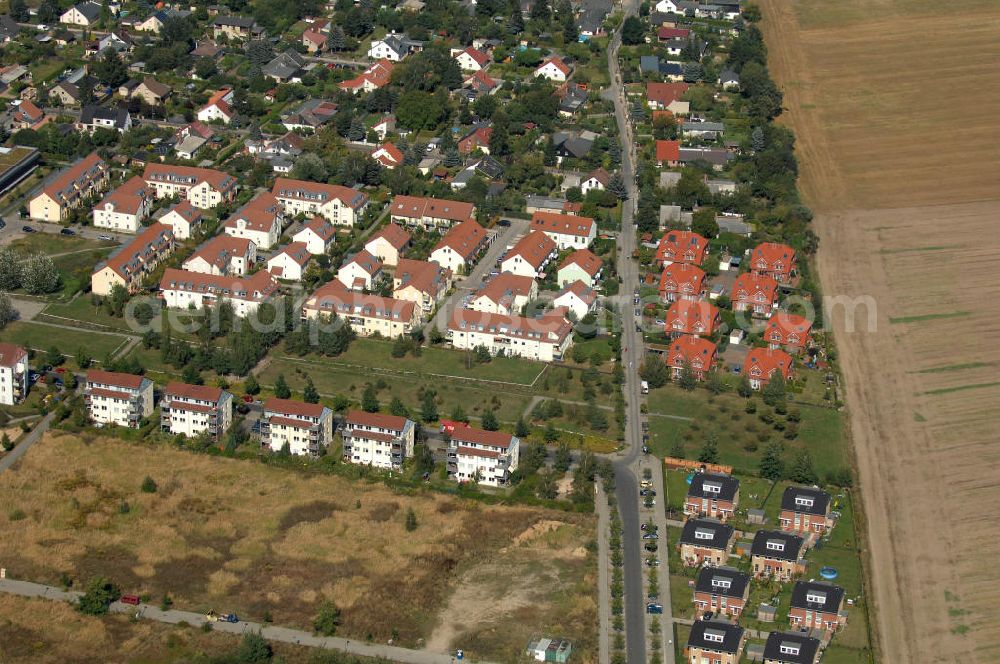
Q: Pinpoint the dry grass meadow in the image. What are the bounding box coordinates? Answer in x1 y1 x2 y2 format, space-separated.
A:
760 1 1000 662
0 432 596 662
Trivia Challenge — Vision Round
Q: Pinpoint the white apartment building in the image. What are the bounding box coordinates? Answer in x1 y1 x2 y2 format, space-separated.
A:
142 164 237 209
271 178 369 227
158 200 204 240
261 397 333 457
447 426 520 487
223 192 283 250
182 236 257 276
92 175 153 233
468 272 537 316
530 211 597 250
429 219 489 274
342 410 416 470
500 230 557 279
85 369 155 428
267 242 312 281
159 268 279 318
302 281 419 339
0 343 29 406
336 250 383 291
448 307 574 362
388 195 476 231
292 216 336 255
160 382 233 441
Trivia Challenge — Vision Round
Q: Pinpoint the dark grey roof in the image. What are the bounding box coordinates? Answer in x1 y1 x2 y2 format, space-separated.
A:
553 131 595 158
640 55 660 73
263 50 306 80
80 104 130 129
789 581 844 613
73 1 103 23
780 486 831 517
474 155 503 179
679 147 733 166
687 472 739 502
213 14 258 28
0 14 21 40
660 61 683 75
683 121 725 133
762 631 820 664
687 619 743 654
716 218 751 235
694 566 748 598
680 518 734 551
720 68 740 83
750 530 803 562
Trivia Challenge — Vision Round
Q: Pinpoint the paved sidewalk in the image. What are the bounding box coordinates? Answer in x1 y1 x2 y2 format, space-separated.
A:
596 482 612 664
0 578 491 664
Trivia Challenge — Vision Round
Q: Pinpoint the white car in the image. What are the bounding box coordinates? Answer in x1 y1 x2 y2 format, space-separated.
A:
37 24 49 31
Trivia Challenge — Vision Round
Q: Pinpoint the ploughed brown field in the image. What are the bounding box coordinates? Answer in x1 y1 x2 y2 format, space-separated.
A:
759 0 1000 661
0 432 596 662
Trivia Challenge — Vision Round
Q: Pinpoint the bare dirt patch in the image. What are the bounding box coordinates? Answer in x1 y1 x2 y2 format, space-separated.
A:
759 1 1000 661
0 431 595 660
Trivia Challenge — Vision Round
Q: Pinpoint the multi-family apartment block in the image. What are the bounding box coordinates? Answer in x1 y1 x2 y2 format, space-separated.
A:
160 382 233 440
342 410 416 470
261 397 333 456
84 370 154 428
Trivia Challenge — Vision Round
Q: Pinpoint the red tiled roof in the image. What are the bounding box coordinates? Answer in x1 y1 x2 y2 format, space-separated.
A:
96 175 152 216
667 335 717 371
556 280 597 305
451 425 515 449
449 307 572 346
163 200 203 225
656 230 708 265
165 381 224 402
656 140 680 163
458 47 490 67
456 445 500 459
432 219 488 261
343 249 383 275
273 241 312 267
666 299 719 336
765 312 812 347
531 211 595 238
272 178 368 209
658 263 706 295
367 222 411 251
373 142 404 166
143 163 236 194
750 242 797 277
474 272 535 305
559 248 603 277
657 26 690 39
185 235 254 271
42 152 107 201
743 348 793 381
646 82 689 106
86 369 145 390
465 70 497 89
346 410 408 432
100 223 174 281
539 56 571 76
159 268 279 302
390 196 476 224
394 258 450 296
304 280 416 322
733 272 779 304
264 397 327 419
0 343 27 368
505 230 557 269
298 216 336 243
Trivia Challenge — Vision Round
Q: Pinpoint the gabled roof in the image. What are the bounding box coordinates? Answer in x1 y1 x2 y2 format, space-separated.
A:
162 200 204 226
686 619 743 654
450 425 516 449
505 230 557 270
342 249 383 275
165 381 225 403
667 335 717 369
68 1 103 22
531 211 595 238
390 195 476 224
80 104 130 129
766 312 813 342
751 242 797 274
680 517 733 550
555 280 597 306
304 280 416 323
373 142 404 167
647 81 689 106
743 347 793 381
789 580 845 613
457 46 490 67
345 410 410 432
272 178 368 209
655 139 680 163
96 176 151 216
367 223 411 251
687 472 739 501
694 566 748 598
464 69 497 91
394 258 450 296
659 263 706 293
733 272 778 302
41 154 107 206
432 219 488 262
264 397 327 419
538 56 571 76
86 369 146 390
271 242 312 267
449 308 572 346
750 529 804 561
762 631 820 664
296 216 336 244
97 222 173 281
0 343 27 368
143 164 236 193
159 268 279 302
185 235 254 272
138 77 171 98
666 299 719 336
780 485 830 516
656 230 707 264
473 271 535 307
559 248 603 277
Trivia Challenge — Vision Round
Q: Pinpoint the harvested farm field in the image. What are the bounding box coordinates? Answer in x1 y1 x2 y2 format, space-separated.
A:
760 0 1000 662
0 432 596 662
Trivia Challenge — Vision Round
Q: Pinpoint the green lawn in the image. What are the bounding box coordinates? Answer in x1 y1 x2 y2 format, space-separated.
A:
820 644 873 664
42 296 139 332
797 404 848 474
0 321 129 361
7 235 117 299
663 468 690 512
670 571 694 619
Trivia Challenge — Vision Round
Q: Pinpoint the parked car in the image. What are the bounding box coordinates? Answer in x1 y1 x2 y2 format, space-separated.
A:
646 603 664 614
120 594 141 605
0 220 6 229
60 228 76 235
644 542 658 552
645 557 659 567
640 489 656 497
97 234 114 240
642 532 658 540
22 225 35 233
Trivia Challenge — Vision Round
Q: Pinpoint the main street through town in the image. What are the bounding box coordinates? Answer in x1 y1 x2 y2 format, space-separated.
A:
607 1 676 661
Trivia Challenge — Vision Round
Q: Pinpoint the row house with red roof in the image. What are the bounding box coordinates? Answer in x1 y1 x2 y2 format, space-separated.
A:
85 369 155 428
448 307 573 362
665 299 719 337
393 258 452 314
161 382 233 440
659 263 706 303
765 312 813 354
271 178 369 227
389 195 476 231
223 192 284 249
743 348 793 390
292 217 337 255
501 230 558 279
447 425 520 486
302 280 419 338
429 219 490 274
468 272 537 316
159 268 279 318
267 242 313 281
365 223 411 267
656 230 708 266
143 164 237 209
92 175 154 233
557 248 603 288
751 242 797 283
667 335 718 380
29 152 110 222
183 235 256 276
159 201 204 240
530 211 597 250
91 223 175 296
342 410 416 470
261 397 333 457
732 272 779 317
337 250 383 291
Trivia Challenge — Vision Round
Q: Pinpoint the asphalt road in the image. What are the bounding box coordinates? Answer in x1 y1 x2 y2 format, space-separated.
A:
0 410 56 474
0 577 485 663
605 0 677 661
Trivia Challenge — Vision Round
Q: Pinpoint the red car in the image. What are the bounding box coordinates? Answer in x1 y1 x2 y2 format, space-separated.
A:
121 594 141 605
242 394 254 403
55 367 66 374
